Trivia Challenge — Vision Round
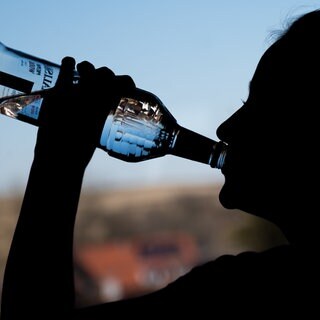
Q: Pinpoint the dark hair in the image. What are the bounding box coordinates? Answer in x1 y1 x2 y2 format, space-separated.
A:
281 9 320 39
268 9 320 43
248 9 320 124
270 9 320 95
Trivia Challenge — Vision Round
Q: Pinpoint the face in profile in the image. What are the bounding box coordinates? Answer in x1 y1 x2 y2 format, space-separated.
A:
216 30 314 227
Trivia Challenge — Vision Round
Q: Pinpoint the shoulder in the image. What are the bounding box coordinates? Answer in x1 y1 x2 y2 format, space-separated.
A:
164 244 305 299
183 244 295 277
75 245 315 315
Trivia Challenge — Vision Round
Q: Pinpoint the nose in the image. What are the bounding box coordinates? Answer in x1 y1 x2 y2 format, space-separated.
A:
216 105 245 143
216 118 230 142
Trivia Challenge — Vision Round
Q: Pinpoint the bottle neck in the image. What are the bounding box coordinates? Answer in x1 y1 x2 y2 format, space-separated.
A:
169 126 226 169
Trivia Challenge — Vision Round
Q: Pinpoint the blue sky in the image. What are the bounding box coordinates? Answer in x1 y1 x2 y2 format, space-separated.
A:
0 1 319 195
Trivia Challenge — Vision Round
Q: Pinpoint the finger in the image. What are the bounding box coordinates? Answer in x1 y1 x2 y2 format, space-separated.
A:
56 56 76 88
77 61 95 81
94 66 116 90
89 67 119 116
95 66 115 80
114 75 136 95
76 61 97 95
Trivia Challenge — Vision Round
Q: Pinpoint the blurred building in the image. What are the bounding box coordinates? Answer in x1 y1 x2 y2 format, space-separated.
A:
74 232 199 306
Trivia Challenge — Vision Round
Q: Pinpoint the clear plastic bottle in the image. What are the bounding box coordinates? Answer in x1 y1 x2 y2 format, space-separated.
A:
0 41 227 169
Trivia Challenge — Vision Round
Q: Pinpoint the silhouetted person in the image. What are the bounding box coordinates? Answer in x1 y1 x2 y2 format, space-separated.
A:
1 9 319 319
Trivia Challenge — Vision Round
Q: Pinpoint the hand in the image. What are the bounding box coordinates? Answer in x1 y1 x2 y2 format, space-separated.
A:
36 57 136 168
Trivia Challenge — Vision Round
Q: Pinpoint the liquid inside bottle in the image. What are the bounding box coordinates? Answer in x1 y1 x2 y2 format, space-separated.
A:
0 93 43 125
100 90 179 162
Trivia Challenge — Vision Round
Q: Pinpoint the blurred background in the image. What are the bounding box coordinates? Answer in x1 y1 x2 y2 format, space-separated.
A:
0 0 316 306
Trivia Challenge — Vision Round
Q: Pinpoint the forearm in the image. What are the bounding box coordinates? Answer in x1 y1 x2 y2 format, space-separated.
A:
0 58 135 319
1 153 86 320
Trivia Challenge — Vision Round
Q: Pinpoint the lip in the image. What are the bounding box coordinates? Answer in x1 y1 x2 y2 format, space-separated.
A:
221 166 227 175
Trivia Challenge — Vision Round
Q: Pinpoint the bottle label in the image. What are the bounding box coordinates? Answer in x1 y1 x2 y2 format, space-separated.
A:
0 84 23 97
0 47 60 98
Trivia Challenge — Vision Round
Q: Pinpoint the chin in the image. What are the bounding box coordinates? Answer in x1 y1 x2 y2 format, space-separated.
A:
218 184 261 216
218 185 239 210
218 190 236 209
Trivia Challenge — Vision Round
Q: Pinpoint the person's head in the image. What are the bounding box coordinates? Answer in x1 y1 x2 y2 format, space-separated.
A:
216 9 320 245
